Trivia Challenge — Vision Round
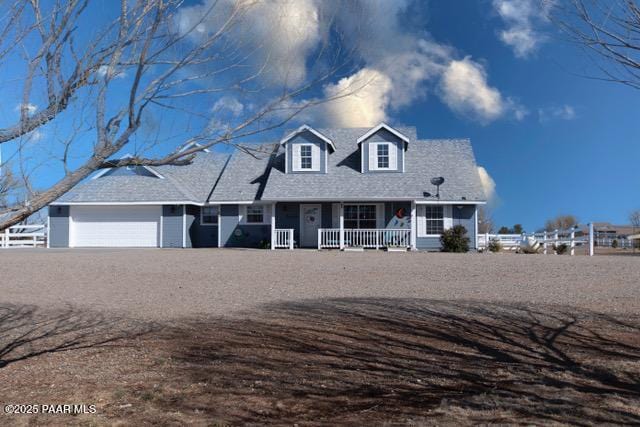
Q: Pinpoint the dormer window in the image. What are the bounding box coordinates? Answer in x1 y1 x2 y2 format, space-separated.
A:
377 144 389 169
300 145 313 169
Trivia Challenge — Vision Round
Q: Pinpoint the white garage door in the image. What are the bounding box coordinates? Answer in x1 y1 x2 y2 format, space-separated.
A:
70 205 161 247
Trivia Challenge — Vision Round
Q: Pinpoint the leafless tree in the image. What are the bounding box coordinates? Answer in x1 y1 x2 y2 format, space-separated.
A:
630 209 640 228
545 214 579 231
0 0 370 230
554 0 640 89
477 206 494 234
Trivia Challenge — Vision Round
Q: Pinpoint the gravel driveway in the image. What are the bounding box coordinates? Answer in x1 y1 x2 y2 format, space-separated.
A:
1 249 638 319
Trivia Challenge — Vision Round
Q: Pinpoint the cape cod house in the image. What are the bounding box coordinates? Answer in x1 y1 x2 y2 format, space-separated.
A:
48 123 487 250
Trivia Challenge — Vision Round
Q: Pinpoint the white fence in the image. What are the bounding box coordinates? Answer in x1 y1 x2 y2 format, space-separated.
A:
478 225 594 256
318 228 411 250
272 228 294 250
1 224 47 248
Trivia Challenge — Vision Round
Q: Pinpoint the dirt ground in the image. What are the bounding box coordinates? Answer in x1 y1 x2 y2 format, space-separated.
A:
0 250 639 425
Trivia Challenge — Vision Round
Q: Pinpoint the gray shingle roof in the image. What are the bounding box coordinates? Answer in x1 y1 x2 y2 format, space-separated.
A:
208 144 276 202
53 126 486 205
261 127 486 202
55 151 230 204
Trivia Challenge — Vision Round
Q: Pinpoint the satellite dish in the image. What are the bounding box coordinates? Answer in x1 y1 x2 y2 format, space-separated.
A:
430 177 445 186
430 176 445 200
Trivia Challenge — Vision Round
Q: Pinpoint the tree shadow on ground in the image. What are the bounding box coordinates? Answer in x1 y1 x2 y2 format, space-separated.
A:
0 303 155 369
162 299 640 425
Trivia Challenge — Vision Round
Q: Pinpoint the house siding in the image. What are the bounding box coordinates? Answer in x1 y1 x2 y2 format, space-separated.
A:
275 202 332 247
48 205 70 248
186 205 217 248
219 204 270 248
285 131 327 174
360 128 405 173
416 204 478 251
161 205 183 248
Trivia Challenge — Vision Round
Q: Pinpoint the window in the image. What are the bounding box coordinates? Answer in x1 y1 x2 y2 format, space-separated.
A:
245 205 264 223
377 144 389 169
300 145 312 169
424 205 444 235
201 206 218 225
344 204 377 229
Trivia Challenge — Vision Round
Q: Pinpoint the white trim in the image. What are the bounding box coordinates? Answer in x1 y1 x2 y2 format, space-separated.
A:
280 124 336 151
369 142 395 171
178 141 211 153
239 204 270 225
416 204 453 238
52 201 201 206
474 205 478 250
415 200 486 205
260 198 486 204
200 205 218 226
46 215 50 249
217 205 222 247
410 201 417 250
51 200 266 206
356 122 410 145
292 143 320 172
270 202 276 250
300 203 322 248
160 213 164 248
360 144 365 174
91 154 165 180
182 205 187 248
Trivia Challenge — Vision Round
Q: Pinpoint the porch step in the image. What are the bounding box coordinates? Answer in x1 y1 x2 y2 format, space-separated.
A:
386 247 408 252
343 247 365 252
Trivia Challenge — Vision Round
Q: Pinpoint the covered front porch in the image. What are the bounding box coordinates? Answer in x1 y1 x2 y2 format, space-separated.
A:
270 201 417 251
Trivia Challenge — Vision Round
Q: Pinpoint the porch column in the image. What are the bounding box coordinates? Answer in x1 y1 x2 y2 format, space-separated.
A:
182 205 187 248
339 202 344 250
410 201 417 250
270 202 276 250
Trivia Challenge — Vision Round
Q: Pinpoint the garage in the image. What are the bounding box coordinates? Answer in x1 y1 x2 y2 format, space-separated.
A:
70 205 161 247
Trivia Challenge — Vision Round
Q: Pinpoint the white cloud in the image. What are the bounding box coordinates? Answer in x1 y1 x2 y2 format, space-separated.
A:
177 0 321 87
98 65 127 79
439 58 505 123
14 103 37 114
320 68 393 127
212 96 244 116
177 1 521 126
493 0 554 58
538 104 577 122
477 166 497 203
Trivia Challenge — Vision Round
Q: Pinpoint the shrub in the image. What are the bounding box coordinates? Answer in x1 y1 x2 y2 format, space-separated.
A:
487 238 502 253
555 243 568 255
441 225 470 253
611 239 619 249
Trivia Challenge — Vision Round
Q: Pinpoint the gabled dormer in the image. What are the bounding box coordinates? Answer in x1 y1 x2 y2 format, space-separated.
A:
91 154 165 179
357 123 409 173
281 125 335 174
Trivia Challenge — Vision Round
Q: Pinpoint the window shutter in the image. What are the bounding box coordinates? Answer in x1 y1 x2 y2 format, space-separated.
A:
292 144 301 171
389 143 397 170
332 203 340 228
417 205 426 236
368 143 377 171
311 143 320 171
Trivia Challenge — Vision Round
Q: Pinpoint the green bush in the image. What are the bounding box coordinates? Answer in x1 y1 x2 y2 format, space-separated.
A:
611 239 619 249
441 225 470 253
487 239 502 253
555 243 568 255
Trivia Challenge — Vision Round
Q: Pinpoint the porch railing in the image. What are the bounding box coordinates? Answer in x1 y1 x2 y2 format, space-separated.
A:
272 228 294 250
318 228 411 250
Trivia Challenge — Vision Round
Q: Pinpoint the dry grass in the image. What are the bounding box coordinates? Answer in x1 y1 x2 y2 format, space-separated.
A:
1 299 639 425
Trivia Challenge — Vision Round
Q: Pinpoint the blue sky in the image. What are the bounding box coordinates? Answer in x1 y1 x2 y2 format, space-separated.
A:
1 0 639 231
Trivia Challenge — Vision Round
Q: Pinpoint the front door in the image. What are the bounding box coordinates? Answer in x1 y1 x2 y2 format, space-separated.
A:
300 204 322 247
